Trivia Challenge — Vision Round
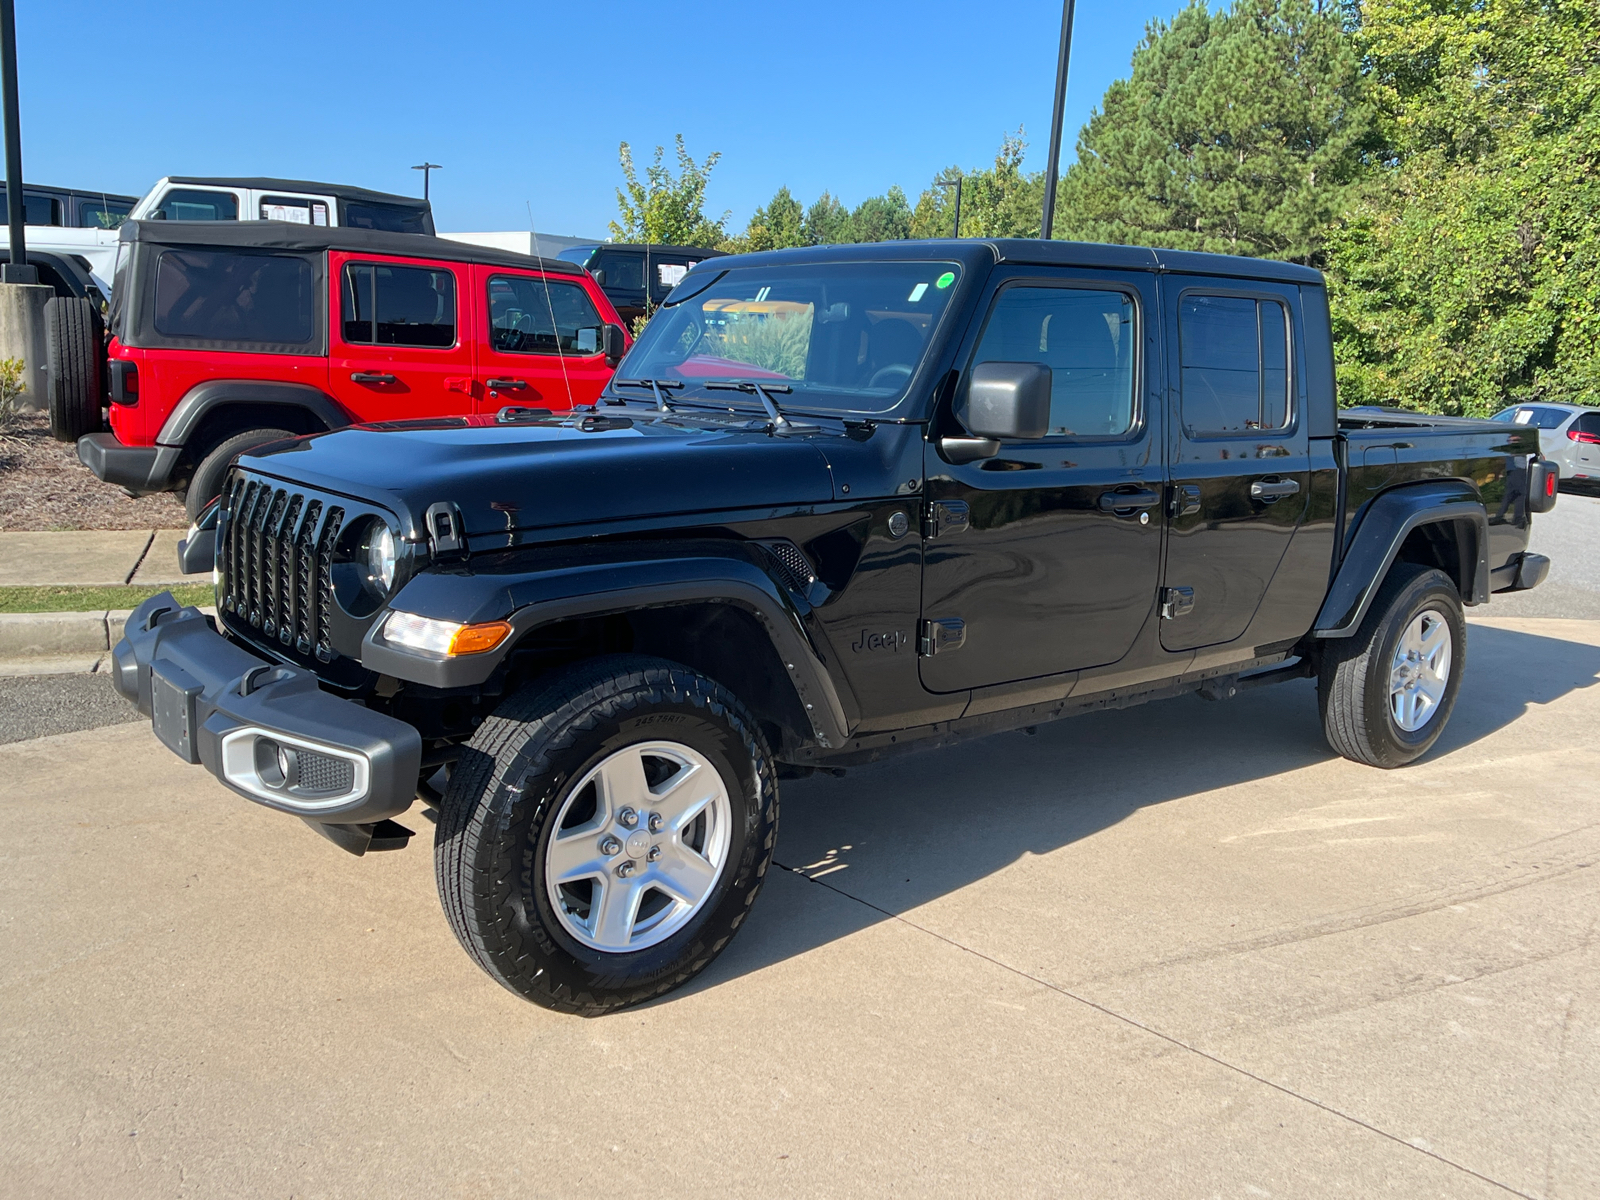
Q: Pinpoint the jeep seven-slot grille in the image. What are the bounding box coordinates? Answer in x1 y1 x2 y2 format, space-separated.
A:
218 471 348 663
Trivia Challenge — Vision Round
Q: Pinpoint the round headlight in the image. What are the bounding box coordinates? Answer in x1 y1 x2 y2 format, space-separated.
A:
364 523 396 592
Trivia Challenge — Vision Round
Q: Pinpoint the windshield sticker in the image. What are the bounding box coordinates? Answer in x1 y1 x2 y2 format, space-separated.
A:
1514 410 1532 424
657 263 688 288
936 271 955 289
907 282 929 303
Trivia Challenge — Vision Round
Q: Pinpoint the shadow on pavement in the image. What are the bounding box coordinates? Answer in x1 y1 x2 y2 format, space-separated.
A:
676 621 1600 999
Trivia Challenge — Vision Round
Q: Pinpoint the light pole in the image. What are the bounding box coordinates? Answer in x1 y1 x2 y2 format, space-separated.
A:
936 175 962 239
411 162 441 202
0 0 33 283
1039 0 1077 240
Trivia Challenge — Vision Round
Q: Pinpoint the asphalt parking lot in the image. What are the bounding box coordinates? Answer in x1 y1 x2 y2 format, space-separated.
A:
3 501 1598 1198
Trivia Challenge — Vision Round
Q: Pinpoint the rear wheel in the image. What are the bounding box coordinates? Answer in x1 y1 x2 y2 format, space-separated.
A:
44 296 104 442
1318 564 1465 768
435 655 779 1015
184 427 294 521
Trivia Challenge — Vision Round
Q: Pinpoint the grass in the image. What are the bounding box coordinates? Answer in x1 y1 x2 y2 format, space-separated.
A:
0 582 214 614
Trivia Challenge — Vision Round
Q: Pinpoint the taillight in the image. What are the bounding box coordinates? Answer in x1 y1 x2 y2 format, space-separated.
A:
1568 428 1600 444
107 359 138 406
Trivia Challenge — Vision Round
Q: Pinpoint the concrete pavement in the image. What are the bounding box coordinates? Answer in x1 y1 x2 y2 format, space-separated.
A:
0 529 196 588
2 614 1595 1198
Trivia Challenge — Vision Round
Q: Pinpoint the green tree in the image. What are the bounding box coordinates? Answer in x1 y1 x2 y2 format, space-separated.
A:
849 186 914 242
1054 0 1371 263
804 191 853 244
730 185 808 252
912 129 1046 239
610 134 730 247
1327 0 1600 413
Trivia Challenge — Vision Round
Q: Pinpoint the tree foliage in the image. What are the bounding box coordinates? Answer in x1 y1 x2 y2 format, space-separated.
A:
609 135 729 247
1054 0 1370 263
912 130 1045 239
1327 0 1600 413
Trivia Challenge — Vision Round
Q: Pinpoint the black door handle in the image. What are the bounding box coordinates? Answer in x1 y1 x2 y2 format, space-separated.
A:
485 378 528 390
1250 479 1301 502
1100 489 1162 512
350 371 398 385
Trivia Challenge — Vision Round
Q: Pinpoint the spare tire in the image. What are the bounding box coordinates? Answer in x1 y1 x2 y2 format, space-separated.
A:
45 296 105 442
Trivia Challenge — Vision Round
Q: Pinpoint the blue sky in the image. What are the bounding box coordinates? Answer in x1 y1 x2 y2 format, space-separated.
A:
21 0 1187 237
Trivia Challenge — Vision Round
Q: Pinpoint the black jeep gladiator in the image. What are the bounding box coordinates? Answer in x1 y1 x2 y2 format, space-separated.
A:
113 239 1557 1015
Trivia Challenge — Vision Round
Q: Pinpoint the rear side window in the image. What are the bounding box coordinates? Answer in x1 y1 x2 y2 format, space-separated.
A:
651 258 703 300
153 249 315 344
0 191 62 224
487 274 606 355
595 251 645 293
151 189 239 221
971 285 1137 437
1572 412 1600 435
1180 295 1291 435
1493 405 1571 430
78 200 130 229
341 262 456 347
342 202 429 234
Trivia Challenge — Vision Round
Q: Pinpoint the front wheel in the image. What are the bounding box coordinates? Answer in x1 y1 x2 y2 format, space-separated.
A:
1318 564 1466 768
434 655 779 1015
184 427 293 521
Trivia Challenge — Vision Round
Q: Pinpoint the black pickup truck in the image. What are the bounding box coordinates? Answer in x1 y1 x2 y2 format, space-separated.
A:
113 239 1557 1015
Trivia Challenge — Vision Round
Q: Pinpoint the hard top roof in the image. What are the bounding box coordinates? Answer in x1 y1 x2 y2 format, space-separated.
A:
567 243 729 257
701 238 1324 285
118 219 585 275
163 177 429 210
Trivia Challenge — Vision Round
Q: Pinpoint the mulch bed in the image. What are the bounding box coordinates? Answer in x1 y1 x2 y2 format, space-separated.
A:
0 410 187 531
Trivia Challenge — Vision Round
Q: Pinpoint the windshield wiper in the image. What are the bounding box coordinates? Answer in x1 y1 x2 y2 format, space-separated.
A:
703 380 813 432
611 378 684 413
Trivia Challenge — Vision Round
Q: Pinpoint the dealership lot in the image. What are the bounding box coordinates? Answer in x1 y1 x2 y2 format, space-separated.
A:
2 604 1596 1197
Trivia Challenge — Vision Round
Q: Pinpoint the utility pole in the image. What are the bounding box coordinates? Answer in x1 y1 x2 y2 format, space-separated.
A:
411 162 441 202
1038 0 1077 241
936 175 963 239
0 0 33 283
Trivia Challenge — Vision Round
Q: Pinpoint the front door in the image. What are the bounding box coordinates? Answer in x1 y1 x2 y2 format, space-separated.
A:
1160 280 1312 652
326 253 475 421
474 265 616 412
919 269 1164 694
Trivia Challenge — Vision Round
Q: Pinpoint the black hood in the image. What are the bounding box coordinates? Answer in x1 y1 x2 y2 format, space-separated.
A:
238 418 839 540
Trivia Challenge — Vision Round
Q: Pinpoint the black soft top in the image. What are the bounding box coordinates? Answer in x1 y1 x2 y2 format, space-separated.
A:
117 219 584 275
165 176 428 210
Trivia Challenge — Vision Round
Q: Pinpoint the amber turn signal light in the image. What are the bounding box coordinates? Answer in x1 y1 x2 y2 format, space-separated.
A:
447 621 513 656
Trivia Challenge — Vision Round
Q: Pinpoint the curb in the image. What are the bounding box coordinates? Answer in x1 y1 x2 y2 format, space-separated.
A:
0 607 216 675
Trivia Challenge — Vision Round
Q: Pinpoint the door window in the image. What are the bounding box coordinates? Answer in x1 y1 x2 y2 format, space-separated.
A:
151 189 239 221
260 196 329 226
487 274 605 355
1179 295 1291 435
971 285 1137 437
594 251 645 292
341 262 456 347
77 200 131 228
342 202 429 233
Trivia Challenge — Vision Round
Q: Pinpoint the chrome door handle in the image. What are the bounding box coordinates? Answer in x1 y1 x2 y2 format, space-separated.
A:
1250 479 1301 502
1099 489 1161 512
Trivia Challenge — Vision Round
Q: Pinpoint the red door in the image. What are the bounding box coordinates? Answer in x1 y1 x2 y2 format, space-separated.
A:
472 265 621 414
327 251 477 420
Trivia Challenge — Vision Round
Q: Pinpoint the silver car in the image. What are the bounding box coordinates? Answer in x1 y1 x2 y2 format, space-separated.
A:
1491 402 1600 489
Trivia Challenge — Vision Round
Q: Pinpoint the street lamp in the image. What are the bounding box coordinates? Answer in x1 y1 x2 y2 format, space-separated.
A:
935 175 962 239
1039 0 1077 240
0 0 34 283
411 162 441 202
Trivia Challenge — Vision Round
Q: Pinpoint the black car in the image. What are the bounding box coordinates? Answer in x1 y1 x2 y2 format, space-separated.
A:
112 238 1555 1015
557 242 726 325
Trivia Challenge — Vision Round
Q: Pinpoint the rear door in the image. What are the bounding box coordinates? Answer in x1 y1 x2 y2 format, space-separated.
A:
1160 280 1311 652
919 267 1163 693
473 266 617 412
326 252 475 420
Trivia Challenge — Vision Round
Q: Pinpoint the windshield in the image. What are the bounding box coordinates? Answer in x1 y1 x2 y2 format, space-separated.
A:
618 261 962 413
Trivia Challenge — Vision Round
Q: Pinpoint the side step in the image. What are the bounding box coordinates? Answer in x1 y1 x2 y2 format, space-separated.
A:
306 818 415 856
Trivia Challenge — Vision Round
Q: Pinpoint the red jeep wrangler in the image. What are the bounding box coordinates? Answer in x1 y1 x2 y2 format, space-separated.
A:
68 221 628 519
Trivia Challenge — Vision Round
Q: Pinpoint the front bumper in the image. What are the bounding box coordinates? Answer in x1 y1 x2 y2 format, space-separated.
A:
113 592 423 837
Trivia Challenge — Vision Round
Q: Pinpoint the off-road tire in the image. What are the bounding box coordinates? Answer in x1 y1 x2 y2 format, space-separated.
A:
44 296 104 442
184 428 294 521
435 654 779 1016
1318 564 1466 768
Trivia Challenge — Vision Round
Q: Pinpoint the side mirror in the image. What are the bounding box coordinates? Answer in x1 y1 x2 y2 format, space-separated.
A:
590 268 606 287
603 323 627 366
958 361 1052 440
